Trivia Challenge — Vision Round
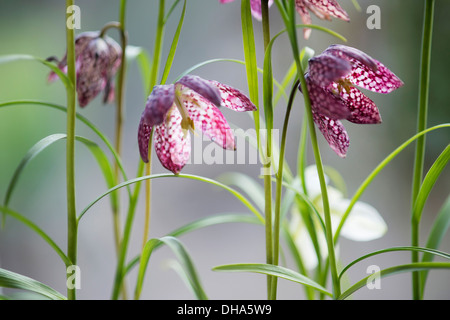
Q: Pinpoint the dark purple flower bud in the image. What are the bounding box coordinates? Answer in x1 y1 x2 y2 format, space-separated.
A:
48 31 122 108
142 85 176 128
308 54 352 89
176 75 222 108
300 45 403 157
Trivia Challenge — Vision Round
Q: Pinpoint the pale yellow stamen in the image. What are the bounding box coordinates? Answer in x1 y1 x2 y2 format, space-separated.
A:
174 94 195 138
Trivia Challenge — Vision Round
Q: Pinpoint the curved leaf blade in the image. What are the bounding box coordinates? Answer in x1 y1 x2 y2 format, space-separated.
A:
135 236 207 300
412 144 450 225
0 268 66 300
213 263 332 297
339 262 450 300
0 54 71 89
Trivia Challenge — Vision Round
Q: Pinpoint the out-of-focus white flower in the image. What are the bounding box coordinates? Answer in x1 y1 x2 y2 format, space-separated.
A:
289 165 387 270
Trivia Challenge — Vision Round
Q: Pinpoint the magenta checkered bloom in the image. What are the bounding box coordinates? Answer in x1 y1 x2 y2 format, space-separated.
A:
219 0 273 20
48 31 122 108
302 44 404 157
295 0 349 39
138 75 256 174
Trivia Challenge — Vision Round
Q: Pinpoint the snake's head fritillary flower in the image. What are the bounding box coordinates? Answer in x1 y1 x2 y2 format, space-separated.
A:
219 0 274 20
301 44 404 157
48 31 122 108
138 75 256 174
295 0 349 39
289 165 387 270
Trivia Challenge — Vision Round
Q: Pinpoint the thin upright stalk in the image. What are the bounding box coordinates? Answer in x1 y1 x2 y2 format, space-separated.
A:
111 160 146 300
275 0 341 298
411 0 435 300
142 0 165 249
261 0 274 300
65 0 78 301
142 140 153 248
272 79 299 299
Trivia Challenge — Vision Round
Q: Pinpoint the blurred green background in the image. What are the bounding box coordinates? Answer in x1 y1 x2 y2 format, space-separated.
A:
0 0 448 299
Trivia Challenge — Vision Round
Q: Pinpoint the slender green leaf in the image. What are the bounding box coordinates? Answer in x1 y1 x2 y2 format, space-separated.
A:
339 262 450 300
0 54 71 89
0 100 130 198
126 45 152 96
218 173 265 212
3 134 66 209
79 173 264 223
135 236 207 300
124 213 262 275
339 246 450 280
351 0 362 11
160 0 186 85
2 134 119 218
0 268 66 300
174 58 287 102
273 59 296 107
0 206 70 266
168 213 262 238
412 144 450 225
164 0 182 23
213 263 332 297
335 124 450 243
300 46 315 74
420 196 450 296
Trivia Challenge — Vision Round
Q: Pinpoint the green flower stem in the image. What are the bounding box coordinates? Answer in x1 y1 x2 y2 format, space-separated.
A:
65 0 78 301
142 136 154 248
275 0 341 298
111 159 146 300
411 0 435 300
142 0 165 262
112 0 166 299
261 0 274 300
272 79 299 299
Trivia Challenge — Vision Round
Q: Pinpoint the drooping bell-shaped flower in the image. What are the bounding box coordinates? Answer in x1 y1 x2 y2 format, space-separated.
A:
295 0 350 39
48 31 122 107
219 0 274 20
289 165 387 270
138 75 256 174
301 44 404 157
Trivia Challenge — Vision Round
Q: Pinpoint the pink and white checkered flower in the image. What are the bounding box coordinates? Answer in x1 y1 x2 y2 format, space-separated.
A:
302 45 404 157
218 0 273 20
48 31 122 108
138 75 256 174
295 0 350 39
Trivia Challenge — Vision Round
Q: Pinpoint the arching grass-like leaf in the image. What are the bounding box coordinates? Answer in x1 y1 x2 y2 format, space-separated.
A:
79 173 264 223
126 45 152 96
412 144 450 225
339 246 450 280
160 0 186 85
218 172 265 212
124 213 262 275
2 134 119 221
134 236 207 300
420 196 450 297
212 263 332 297
0 54 71 89
338 262 450 300
334 124 450 243
0 206 70 266
3 134 66 209
0 100 130 197
0 268 66 300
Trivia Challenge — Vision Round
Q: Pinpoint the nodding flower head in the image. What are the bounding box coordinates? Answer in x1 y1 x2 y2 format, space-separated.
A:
301 44 404 157
219 0 274 20
138 75 256 174
48 31 122 108
295 0 350 39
